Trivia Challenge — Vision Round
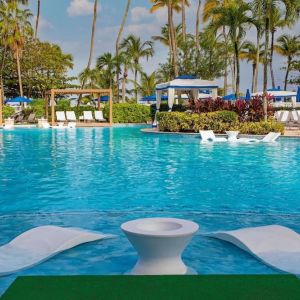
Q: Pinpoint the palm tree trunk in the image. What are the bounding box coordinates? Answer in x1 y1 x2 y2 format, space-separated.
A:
168 0 178 77
134 68 138 103
223 27 228 95
263 12 270 121
230 58 236 93
16 50 23 97
270 29 276 88
254 30 260 93
116 0 131 102
252 64 256 92
122 66 128 103
195 0 201 52
284 59 290 90
181 0 186 43
34 0 41 40
0 46 7 100
78 0 98 106
234 41 240 97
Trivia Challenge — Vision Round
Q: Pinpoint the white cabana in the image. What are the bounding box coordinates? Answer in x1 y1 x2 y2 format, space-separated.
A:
252 90 297 107
155 78 219 112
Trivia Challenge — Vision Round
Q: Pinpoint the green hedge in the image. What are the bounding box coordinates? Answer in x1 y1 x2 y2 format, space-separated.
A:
3 106 15 118
150 103 187 120
103 103 151 123
157 111 284 134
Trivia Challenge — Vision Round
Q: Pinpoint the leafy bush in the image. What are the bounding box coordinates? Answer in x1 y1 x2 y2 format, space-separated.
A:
157 111 284 134
3 106 15 118
239 121 285 135
150 103 187 120
189 96 274 122
103 103 151 123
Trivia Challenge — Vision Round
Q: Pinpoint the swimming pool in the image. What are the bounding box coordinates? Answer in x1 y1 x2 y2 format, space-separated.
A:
1 126 300 293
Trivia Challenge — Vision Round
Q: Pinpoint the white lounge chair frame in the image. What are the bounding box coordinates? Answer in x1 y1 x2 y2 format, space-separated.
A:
56 111 66 122
95 111 106 122
200 130 227 143
83 111 94 122
66 111 77 122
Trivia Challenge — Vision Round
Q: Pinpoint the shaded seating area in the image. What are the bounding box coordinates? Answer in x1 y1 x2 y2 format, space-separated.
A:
45 89 113 127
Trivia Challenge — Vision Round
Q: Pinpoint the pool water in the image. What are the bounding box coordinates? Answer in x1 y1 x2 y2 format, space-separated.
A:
1 127 300 294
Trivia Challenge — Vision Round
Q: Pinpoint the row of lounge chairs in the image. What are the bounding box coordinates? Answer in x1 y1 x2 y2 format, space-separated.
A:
56 111 106 123
275 110 300 125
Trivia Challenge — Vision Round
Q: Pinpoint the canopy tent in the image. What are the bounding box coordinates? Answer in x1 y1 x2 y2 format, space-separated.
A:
252 90 298 106
155 78 218 112
140 94 168 102
6 96 32 104
297 87 300 102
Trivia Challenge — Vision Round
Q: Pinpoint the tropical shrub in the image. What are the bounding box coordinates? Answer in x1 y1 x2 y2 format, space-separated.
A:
150 103 187 120
157 111 284 134
103 103 151 123
189 96 274 122
3 106 15 118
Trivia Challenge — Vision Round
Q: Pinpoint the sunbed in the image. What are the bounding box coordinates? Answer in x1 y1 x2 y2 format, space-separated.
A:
200 130 227 142
83 111 94 122
94 111 106 122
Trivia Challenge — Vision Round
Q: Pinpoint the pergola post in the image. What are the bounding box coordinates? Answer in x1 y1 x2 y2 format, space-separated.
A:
45 95 49 119
51 90 55 126
0 88 2 126
109 89 113 125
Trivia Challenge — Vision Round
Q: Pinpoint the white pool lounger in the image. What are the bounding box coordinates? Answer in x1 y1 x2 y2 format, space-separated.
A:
207 225 300 275
237 132 281 143
0 226 115 276
200 130 227 143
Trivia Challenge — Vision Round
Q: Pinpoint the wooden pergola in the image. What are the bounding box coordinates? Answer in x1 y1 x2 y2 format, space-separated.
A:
46 89 113 127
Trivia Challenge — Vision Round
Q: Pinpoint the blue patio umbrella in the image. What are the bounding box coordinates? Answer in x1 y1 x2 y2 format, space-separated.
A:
245 89 251 101
140 94 168 102
6 96 32 104
297 86 300 102
223 94 246 101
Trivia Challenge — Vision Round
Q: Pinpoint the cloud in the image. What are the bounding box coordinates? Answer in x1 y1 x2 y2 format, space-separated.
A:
33 16 53 30
67 0 96 17
131 7 151 23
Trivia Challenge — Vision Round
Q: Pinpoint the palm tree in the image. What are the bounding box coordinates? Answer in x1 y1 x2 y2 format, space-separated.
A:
81 0 98 91
115 0 131 102
195 0 201 52
180 0 190 43
150 0 184 77
207 1 253 96
1 2 32 96
240 41 263 92
34 0 40 40
97 52 117 90
152 24 184 49
135 72 158 97
120 35 154 102
274 34 300 89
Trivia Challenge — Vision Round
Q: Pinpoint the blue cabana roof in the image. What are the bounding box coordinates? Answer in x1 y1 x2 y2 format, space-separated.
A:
6 96 32 103
175 75 197 80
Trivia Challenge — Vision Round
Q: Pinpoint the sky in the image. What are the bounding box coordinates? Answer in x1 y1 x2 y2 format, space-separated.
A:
28 0 300 93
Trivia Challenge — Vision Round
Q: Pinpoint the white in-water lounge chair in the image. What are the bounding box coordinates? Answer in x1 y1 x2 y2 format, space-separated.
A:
237 132 281 143
66 111 77 122
200 130 227 142
206 225 300 275
95 110 106 122
83 111 94 122
0 226 115 276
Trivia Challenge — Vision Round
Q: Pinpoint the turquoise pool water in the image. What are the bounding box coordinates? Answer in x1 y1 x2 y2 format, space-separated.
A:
1 126 300 293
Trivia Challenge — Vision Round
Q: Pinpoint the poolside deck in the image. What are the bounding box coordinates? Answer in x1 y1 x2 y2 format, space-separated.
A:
76 122 112 127
2 275 300 300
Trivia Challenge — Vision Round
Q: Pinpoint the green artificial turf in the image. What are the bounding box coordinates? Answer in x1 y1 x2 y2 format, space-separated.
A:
2 275 300 300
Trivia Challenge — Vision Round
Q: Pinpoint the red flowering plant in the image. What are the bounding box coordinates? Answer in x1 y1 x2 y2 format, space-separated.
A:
188 95 274 122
